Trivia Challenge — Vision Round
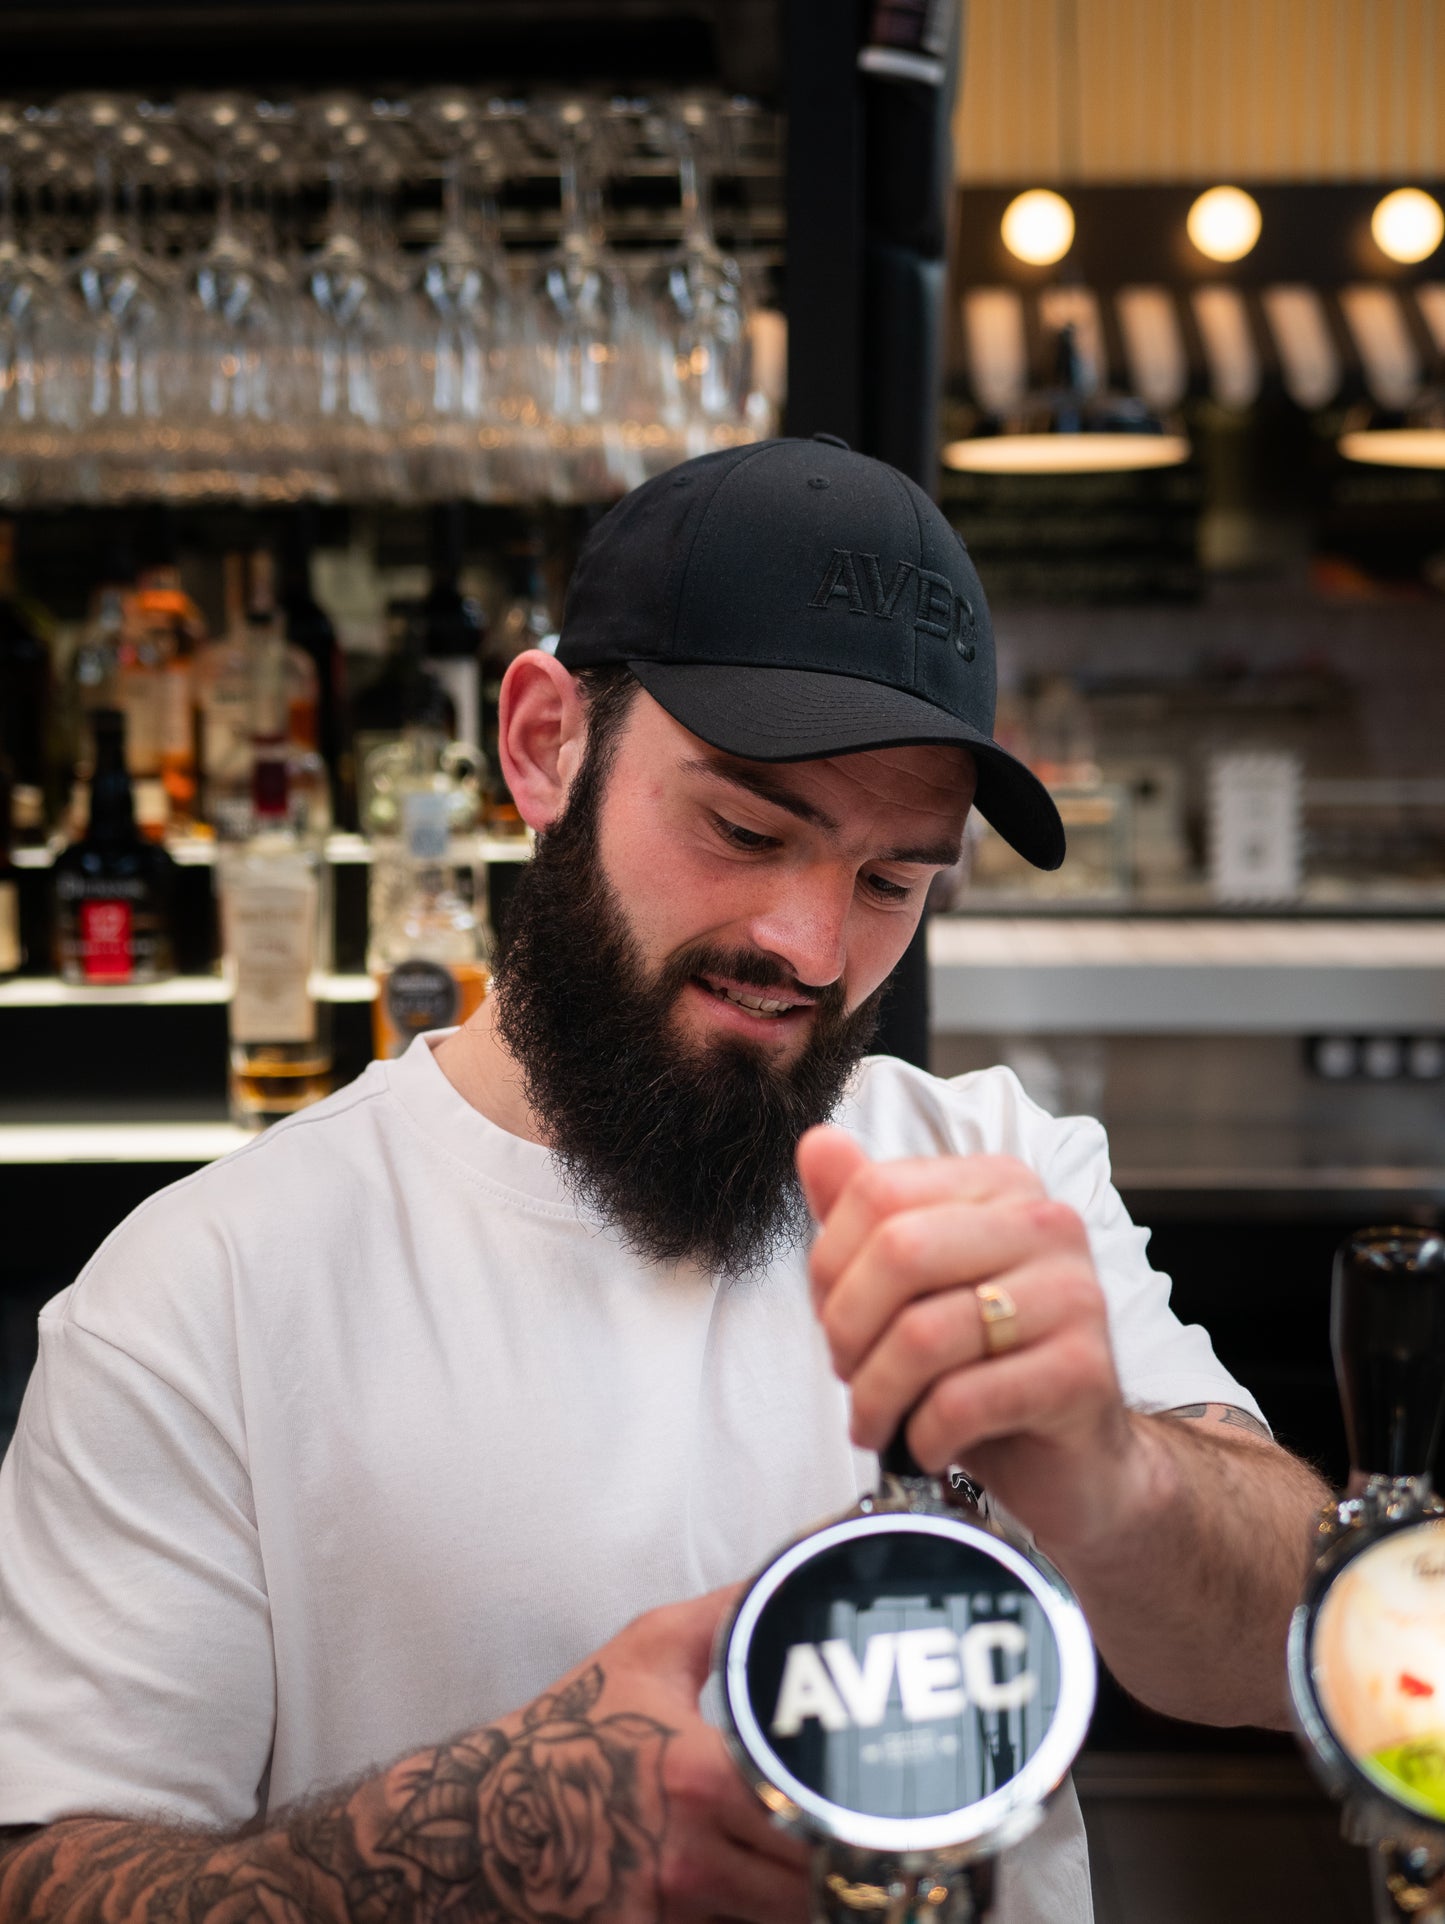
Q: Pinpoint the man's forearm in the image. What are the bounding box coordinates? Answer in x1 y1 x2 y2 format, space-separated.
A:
0 1663 674 1924
1041 1408 1331 1729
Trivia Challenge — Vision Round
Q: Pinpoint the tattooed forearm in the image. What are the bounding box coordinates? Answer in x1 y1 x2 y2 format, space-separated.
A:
0 1666 674 1924
1169 1402 1272 1440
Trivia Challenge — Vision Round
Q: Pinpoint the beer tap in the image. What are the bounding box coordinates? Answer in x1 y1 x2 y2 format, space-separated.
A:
714 1426 1096 1922
1289 1227 1445 1922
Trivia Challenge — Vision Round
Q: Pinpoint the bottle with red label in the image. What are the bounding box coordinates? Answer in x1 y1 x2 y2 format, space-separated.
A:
53 708 177 986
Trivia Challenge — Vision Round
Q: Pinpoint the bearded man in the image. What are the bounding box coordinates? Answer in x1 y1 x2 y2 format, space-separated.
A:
0 439 1327 1924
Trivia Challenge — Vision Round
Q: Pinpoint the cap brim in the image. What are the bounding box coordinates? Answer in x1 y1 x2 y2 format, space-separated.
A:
627 660 1066 873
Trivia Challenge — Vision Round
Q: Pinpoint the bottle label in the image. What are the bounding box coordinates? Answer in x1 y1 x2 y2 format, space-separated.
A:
79 899 135 982
225 876 319 1044
0 879 19 974
385 960 461 1041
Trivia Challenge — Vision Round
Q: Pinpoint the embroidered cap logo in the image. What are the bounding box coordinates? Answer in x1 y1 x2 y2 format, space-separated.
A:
809 548 976 663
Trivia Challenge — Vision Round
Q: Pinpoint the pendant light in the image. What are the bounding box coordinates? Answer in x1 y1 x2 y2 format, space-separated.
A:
944 0 1187 478
1337 284 1445 470
943 321 1191 475
1337 392 1445 469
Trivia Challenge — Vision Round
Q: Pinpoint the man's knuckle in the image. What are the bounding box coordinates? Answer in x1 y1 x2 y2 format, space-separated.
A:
898 1299 944 1365
854 1162 898 1218
658 1846 706 1907
664 1745 718 1812
1054 1260 1102 1319
876 1213 922 1269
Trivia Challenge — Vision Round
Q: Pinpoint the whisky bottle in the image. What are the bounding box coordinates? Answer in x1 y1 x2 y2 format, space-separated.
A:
369 787 490 1059
53 709 176 985
132 553 206 834
218 735 332 1127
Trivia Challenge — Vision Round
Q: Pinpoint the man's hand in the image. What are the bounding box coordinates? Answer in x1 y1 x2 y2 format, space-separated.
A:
797 1124 1140 1560
796 1125 1330 1730
572 1588 812 1921
0 1587 810 1924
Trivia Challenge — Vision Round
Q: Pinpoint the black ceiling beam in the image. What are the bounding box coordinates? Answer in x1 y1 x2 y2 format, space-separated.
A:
0 0 781 97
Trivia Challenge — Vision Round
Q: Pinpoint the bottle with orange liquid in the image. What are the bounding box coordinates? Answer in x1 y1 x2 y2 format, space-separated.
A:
369 787 490 1059
132 553 206 834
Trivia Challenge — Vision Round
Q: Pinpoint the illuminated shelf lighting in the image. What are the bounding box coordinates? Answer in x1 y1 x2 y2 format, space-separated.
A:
0 974 378 1009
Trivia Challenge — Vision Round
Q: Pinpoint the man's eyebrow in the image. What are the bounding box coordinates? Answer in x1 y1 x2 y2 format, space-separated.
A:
881 838 965 867
680 755 964 869
678 755 838 831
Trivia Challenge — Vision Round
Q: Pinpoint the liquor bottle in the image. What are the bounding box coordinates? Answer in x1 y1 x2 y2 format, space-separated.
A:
0 519 52 846
111 537 176 844
280 509 351 827
369 787 490 1059
132 548 206 833
420 503 485 752
353 599 457 831
199 553 328 842
218 735 332 1127
53 708 176 985
247 550 329 839
0 756 21 978
195 552 254 838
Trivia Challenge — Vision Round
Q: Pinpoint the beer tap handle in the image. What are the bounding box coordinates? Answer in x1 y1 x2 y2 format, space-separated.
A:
1332 1227 1445 1486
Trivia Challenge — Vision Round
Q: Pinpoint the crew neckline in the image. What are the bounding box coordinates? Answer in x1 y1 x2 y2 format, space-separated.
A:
385 1030 579 1212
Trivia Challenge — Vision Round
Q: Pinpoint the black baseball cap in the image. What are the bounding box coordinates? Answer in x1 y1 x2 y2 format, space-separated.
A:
555 435 1065 870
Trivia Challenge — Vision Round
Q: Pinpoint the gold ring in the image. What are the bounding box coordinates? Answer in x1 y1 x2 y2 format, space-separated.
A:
975 1281 1021 1357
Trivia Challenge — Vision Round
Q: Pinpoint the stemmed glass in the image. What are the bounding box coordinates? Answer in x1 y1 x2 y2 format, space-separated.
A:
57 93 174 501
528 98 635 503
0 104 69 503
644 95 750 471
175 93 283 501
408 89 513 500
300 93 406 500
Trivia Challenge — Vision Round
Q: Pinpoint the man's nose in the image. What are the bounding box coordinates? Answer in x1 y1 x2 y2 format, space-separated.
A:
744 870 852 993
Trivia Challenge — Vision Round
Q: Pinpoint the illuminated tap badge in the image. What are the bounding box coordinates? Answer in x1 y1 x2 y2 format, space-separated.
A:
721 1513 1096 1856
1307 1518 1445 1825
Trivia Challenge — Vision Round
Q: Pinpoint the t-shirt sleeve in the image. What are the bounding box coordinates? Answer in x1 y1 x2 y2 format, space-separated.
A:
0 1300 274 1828
1016 1094 1267 1426
905 1065 1265 1427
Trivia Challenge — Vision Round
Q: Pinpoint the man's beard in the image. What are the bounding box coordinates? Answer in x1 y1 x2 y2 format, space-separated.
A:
490 763 884 1279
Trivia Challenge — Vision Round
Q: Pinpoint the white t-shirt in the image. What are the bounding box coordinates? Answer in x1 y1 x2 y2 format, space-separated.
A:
0 1038 1261 1923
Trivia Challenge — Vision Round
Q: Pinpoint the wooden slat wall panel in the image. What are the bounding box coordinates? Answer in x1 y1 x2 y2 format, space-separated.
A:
955 0 1445 181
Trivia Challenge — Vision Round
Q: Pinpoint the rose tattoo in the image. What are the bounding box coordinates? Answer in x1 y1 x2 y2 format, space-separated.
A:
376 1668 671 1924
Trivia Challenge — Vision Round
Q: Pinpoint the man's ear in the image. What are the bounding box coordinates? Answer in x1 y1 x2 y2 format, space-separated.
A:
498 651 589 832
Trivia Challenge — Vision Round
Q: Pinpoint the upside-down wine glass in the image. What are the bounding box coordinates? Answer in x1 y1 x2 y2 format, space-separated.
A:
644 94 750 472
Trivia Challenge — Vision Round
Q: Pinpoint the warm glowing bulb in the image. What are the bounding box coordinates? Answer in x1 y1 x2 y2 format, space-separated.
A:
1000 190 1075 267
1372 188 1445 264
1187 186 1262 263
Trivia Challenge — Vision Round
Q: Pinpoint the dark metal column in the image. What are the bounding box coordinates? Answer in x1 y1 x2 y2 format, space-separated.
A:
859 3 962 1068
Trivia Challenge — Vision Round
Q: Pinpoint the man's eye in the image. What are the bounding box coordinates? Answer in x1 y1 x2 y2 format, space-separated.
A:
715 816 775 851
864 873 915 902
